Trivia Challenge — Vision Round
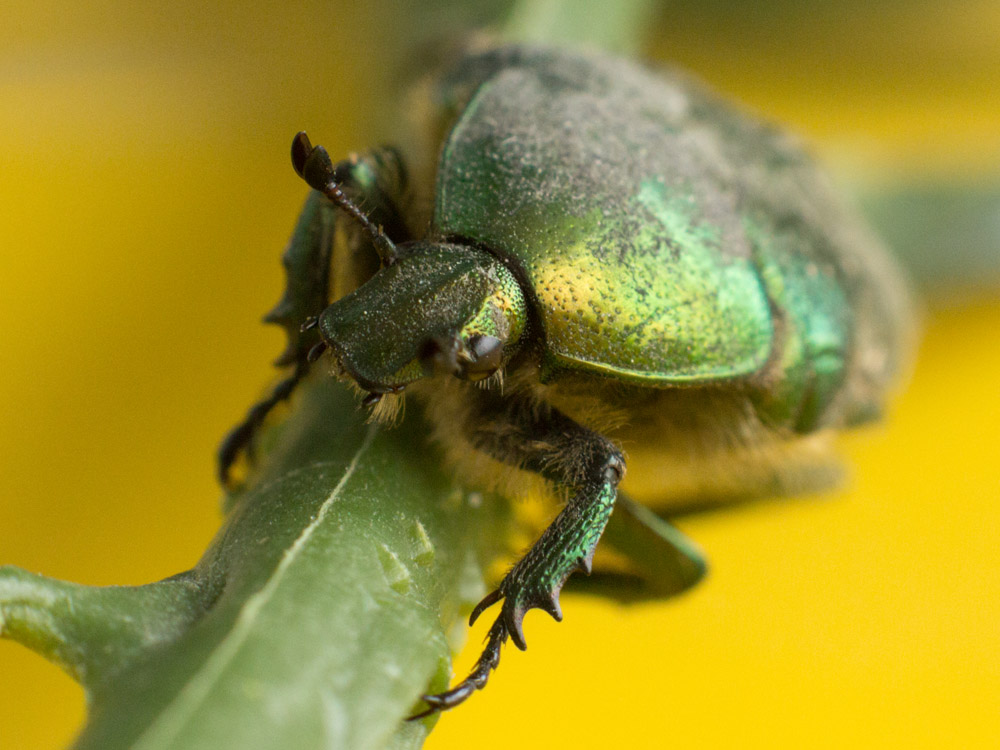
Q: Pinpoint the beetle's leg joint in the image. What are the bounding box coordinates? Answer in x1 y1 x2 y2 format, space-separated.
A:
603 452 625 484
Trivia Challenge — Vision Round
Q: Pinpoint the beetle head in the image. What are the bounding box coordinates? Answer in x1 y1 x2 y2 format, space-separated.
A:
316 242 527 399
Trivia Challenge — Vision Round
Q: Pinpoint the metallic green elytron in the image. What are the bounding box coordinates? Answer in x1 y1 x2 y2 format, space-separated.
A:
220 45 912 716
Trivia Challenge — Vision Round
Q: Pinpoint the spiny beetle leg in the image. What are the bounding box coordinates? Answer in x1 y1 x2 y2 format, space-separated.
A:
217 363 306 486
480 476 612 650
408 619 507 720
410 390 623 715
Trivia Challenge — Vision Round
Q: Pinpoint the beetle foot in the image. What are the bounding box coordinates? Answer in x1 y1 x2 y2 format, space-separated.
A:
408 570 573 720
408 618 507 720
470 577 564 651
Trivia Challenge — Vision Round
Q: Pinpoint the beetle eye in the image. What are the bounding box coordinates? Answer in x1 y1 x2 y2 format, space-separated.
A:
461 335 503 381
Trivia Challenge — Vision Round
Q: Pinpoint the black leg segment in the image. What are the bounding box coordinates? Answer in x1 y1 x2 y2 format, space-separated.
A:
217 145 410 487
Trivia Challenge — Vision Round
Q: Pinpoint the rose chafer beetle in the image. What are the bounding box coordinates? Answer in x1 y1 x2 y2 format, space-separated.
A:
220 45 912 716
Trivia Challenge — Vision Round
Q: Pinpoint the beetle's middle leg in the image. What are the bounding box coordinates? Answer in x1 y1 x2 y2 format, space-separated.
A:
412 391 623 716
217 145 410 487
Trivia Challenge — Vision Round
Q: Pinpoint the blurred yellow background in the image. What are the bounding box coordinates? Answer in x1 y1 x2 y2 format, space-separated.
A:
1 2 998 748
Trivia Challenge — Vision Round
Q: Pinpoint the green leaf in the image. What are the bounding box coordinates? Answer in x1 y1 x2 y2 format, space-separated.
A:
2 378 511 750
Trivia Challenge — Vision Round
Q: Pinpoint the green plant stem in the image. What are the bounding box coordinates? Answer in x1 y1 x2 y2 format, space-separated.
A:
2 379 510 750
500 0 660 54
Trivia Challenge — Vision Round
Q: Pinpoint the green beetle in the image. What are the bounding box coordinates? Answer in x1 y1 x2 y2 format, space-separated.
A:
220 45 912 716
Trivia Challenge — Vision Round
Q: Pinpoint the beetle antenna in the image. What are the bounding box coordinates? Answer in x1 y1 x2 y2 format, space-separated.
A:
291 131 399 266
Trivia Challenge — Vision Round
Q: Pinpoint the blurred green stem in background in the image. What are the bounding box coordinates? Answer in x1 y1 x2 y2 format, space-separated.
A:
499 0 660 54
861 182 1000 301
1 378 510 750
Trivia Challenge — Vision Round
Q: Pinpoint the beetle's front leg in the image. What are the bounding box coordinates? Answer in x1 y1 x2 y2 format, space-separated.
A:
411 392 623 717
476 448 622 650
217 142 410 487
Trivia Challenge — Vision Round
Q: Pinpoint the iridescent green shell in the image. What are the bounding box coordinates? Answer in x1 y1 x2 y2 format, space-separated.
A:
430 47 910 429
